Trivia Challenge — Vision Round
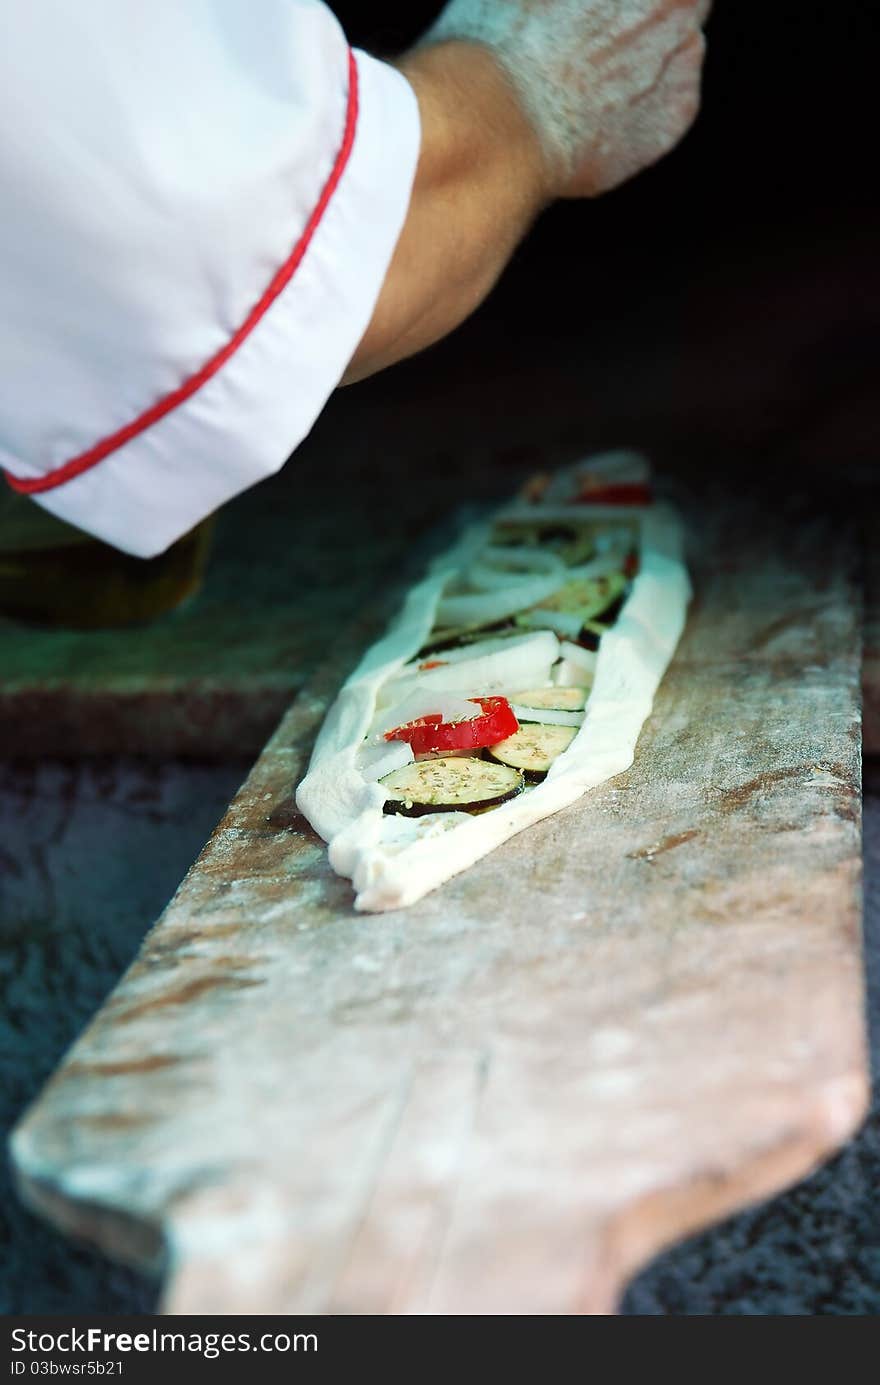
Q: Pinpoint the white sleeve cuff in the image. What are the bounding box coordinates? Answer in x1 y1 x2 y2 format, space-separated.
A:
4 48 420 559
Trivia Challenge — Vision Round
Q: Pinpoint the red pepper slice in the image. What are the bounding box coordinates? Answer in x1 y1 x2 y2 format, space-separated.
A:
385 697 519 756
571 482 652 506
623 548 640 578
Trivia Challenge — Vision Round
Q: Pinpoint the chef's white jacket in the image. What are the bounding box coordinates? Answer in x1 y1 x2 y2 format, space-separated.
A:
0 2 420 556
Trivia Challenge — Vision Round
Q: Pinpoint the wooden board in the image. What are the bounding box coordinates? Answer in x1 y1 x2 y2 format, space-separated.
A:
10 490 868 1315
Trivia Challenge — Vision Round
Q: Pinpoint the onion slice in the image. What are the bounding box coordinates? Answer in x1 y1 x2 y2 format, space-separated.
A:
552 641 599 687
516 608 584 640
437 569 567 629
357 739 414 783
509 703 584 728
389 631 560 703
465 545 564 591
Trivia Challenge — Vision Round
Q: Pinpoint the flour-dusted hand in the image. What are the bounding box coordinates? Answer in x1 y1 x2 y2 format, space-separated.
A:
346 5 711 380
425 0 711 197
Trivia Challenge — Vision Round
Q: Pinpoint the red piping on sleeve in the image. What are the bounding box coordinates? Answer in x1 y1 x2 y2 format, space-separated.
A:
5 48 360 497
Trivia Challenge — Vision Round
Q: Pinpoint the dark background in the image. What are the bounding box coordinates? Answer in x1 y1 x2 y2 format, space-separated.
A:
333 0 879 488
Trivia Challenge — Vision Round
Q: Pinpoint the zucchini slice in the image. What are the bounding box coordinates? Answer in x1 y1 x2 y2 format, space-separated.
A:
533 571 628 622
510 686 588 712
488 724 578 779
513 571 629 642
381 756 524 816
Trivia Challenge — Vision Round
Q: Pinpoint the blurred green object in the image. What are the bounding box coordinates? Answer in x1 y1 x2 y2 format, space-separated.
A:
0 488 214 628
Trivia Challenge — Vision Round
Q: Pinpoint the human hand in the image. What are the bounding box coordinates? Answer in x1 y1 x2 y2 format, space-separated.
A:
425 1 711 197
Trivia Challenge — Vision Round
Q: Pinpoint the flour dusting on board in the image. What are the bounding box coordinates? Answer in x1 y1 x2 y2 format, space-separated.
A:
296 451 691 910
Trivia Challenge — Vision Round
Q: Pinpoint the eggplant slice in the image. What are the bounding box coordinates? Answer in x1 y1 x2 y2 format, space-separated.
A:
489 724 578 779
381 756 524 816
510 686 589 712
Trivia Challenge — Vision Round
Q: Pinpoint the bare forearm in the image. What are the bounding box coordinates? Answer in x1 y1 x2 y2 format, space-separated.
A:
343 42 550 384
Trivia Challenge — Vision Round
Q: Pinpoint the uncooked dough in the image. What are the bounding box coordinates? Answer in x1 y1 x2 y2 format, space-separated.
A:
296 452 690 911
